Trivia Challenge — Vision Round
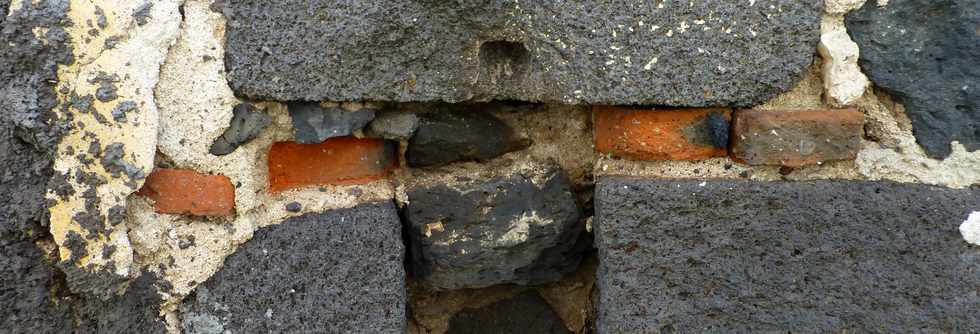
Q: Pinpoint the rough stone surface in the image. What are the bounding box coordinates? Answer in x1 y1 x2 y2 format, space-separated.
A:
407 110 529 167
404 163 585 290
731 109 864 166
180 202 406 333
288 102 375 144
209 103 271 156
0 238 73 333
595 177 980 333
366 111 420 141
222 1 821 106
446 291 570 334
846 1 980 158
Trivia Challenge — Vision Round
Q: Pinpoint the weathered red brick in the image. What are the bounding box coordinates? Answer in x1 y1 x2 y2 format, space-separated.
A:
268 137 397 193
137 168 236 216
593 106 731 161
730 109 864 167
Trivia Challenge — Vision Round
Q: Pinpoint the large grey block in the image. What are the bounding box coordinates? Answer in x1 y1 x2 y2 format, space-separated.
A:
595 177 980 333
221 1 821 106
846 1 980 158
180 202 406 333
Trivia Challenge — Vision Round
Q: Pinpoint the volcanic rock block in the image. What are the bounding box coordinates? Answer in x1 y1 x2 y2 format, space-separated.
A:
447 291 570 334
222 1 821 106
595 177 980 333
288 102 376 144
407 110 529 167
846 1 980 158
404 164 585 290
180 202 406 333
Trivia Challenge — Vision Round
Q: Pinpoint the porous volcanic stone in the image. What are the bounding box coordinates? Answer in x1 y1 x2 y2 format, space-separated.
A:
407 110 529 167
595 177 980 333
846 1 980 158
180 202 406 333
209 103 271 156
447 291 570 334
366 111 419 141
288 102 375 144
404 164 585 290
222 1 821 106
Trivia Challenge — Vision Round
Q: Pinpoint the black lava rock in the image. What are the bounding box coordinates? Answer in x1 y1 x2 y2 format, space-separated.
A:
288 102 375 144
284 201 302 213
209 103 272 156
595 177 980 333
846 1 979 158
222 1 820 106
404 164 585 290
447 291 570 334
180 202 406 333
406 111 529 167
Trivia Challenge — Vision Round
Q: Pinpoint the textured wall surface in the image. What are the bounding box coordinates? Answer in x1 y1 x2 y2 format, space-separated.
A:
222 0 821 106
0 0 978 333
596 177 980 333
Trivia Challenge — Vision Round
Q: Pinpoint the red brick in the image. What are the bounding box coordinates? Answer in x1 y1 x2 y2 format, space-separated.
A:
730 109 864 167
593 106 731 161
268 137 397 193
137 168 236 216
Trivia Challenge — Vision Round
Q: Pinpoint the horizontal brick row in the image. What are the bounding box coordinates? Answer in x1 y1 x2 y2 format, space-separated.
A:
594 107 864 166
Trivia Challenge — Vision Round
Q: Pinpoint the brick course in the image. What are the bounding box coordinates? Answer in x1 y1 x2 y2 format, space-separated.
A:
730 109 864 166
594 106 731 161
267 137 397 193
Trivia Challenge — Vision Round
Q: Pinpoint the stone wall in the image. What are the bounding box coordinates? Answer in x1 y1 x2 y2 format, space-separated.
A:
1 0 978 333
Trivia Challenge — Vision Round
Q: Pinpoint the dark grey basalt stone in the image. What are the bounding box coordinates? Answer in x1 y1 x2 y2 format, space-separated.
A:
406 110 529 167
287 102 375 144
595 177 980 333
846 1 980 158
447 291 570 334
404 164 586 290
365 111 419 141
180 202 406 334
209 102 271 155
223 1 821 106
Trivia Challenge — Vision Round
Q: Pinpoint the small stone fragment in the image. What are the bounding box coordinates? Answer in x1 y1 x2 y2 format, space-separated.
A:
818 15 869 107
180 202 406 333
731 109 864 167
406 111 529 167
267 137 397 193
593 107 731 161
288 102 376 144
365 111 419 141
209 103 272 156
960 211 980 246
447 291 571 334
133 2 153 26
404 163 585 290
285 202 302 213
136 168 236 216
111 101 137 122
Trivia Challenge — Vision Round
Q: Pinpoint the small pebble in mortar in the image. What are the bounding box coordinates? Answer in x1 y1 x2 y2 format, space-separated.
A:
960 212 980 246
